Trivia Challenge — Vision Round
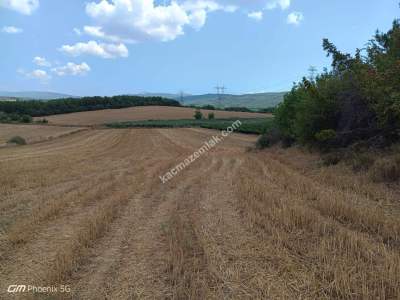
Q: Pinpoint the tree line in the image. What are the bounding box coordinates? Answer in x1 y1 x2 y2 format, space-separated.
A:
263 18 400 149
0 95 181 117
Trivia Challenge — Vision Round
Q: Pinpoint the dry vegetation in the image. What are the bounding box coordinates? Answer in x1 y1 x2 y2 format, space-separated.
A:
0 124 85 146
0 126 399 299
36 106 270 126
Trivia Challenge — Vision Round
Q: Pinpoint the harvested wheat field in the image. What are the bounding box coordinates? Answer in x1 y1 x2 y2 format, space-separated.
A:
0 127 399 299
36 106 270 126
0 124 86 146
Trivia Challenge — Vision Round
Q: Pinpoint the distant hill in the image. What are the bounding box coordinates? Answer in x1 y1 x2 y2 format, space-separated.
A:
180 92 286 109
0 91 286 108
0 91 76 100
136 92 191 99
0 97 18 102
135 92 286 109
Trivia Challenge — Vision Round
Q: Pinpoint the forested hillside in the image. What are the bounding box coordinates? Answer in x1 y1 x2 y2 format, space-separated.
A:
0 95 181 117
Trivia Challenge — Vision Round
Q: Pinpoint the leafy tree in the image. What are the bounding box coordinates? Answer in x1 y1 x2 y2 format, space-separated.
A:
274 17 400 148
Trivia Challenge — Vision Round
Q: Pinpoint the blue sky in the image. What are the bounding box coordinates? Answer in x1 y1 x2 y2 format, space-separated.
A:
0 0 398 96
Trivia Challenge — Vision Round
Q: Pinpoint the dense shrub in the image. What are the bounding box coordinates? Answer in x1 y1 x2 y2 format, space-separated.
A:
21 115 32 123
194 109 203 120
202 105 215 110
0 111 33 124
258 107 276 113
208 112 215 120
315 129 337 143
7 136 27 145
224 107 252 112
274 19 400 149
256 128 282 149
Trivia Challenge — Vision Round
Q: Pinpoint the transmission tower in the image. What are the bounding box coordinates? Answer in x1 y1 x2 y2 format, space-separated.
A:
214 85 226 108
179 90 185 104
308 66 317 81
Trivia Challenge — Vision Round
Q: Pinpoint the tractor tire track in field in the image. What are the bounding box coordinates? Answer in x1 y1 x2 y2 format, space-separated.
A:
1 127 399 299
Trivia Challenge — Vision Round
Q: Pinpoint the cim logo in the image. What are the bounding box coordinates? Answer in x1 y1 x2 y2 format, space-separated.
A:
7 285 26 293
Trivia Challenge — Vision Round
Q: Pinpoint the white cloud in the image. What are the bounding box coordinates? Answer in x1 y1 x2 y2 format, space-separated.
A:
287 11 303 25
182 1 237 13
52 62 91 76
266 0 290 10
29 69 49 80
59 40 129 59
33 56 51 67
2 26 23 34
247 11 263 21
83 0 237 43
187 9 207 30
1 0 39 15
83 25 135 43
18 68 51 83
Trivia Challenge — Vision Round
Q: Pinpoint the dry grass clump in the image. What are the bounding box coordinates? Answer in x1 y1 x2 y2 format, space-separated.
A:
347 151 376 172
369 155 400 183
321 151 342 166
320 146 400 185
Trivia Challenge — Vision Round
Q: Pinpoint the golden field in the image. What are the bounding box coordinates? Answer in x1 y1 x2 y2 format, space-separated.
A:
35 106 270 126
0 125 399 299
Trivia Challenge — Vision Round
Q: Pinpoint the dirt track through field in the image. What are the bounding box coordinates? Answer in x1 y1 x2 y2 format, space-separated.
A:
1 128 399 299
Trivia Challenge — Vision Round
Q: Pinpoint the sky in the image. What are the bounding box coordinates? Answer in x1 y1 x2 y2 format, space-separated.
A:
0 0 398 96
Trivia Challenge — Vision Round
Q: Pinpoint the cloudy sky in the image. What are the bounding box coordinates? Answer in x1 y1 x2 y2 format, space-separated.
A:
0 0 398 96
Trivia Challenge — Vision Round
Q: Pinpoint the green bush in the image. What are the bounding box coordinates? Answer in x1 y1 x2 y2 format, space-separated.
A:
194 109 203 120
208 112 215 120
256 128 282 149
21 115 33 123
256 134 270 149
7 136 27 145
315 129 337 142
0 111 34 124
